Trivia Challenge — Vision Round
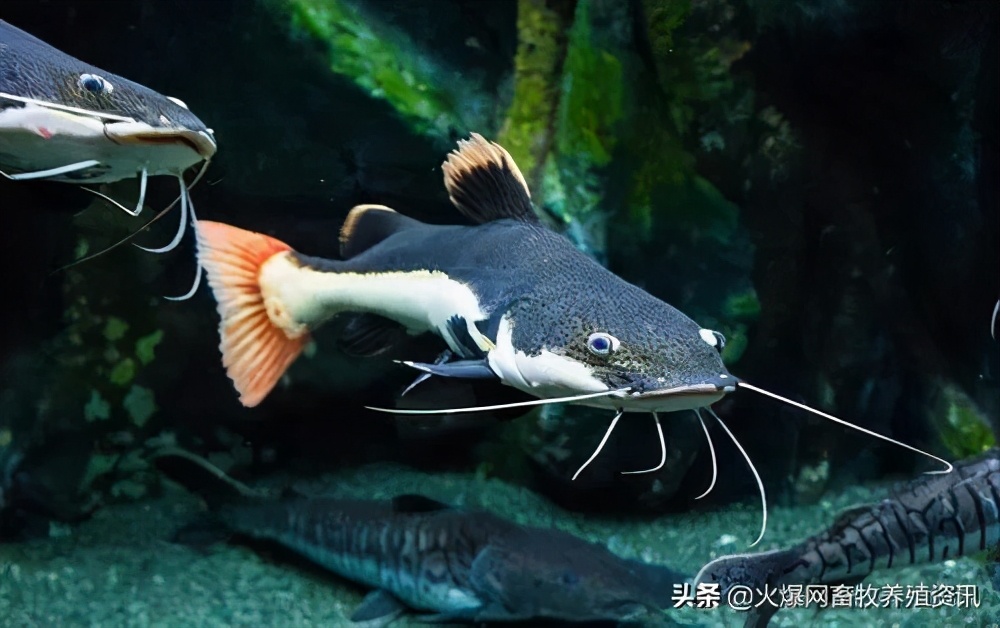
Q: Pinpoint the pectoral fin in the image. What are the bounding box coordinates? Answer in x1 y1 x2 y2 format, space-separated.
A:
350 590 407 626
398 359 497 380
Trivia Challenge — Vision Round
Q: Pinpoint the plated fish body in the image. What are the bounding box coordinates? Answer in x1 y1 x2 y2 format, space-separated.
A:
694 448 1000 625
196 133 734 410
154 449 684 624
0 19 215 184
221 494 682 623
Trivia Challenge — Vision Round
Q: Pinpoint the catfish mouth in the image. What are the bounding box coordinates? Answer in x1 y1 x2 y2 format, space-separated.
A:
104 123 217 159
622 375 738 411
633 381 737 400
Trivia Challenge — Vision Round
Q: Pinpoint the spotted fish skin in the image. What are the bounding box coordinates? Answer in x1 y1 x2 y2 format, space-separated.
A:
695 449 1000 624
220 497 492 616
215 494 685 623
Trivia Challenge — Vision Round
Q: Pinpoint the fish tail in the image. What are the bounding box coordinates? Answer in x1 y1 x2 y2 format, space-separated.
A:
195 220 309 407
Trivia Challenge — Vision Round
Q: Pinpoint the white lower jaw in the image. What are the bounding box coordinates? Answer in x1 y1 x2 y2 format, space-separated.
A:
0 104 208 183
579 391 728 413
487 315 733 413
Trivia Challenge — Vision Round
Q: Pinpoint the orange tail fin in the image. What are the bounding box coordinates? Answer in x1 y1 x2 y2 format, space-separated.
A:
195 220 308 407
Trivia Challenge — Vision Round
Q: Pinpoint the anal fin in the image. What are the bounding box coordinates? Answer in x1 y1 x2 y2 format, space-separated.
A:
337 313 408 357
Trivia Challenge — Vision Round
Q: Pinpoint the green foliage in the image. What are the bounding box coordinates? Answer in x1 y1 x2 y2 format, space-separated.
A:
498 0 575 184
84 389 110 422
641 0 690 61
102 317 129 342
62 280 163 430
616 1 748 237
123 385 157 427
274 0 488 139
500 0 631 253
556 2 623 167
109 358 136 387
935 385 996 458
135 330 164 366
724 289 761 320
720 324 748 365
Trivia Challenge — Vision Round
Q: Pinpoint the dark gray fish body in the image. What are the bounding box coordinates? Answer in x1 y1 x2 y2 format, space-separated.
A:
695 448 1000 625
218 495 683 623
303 215 726 399
195 133 733 410
0 19 215 183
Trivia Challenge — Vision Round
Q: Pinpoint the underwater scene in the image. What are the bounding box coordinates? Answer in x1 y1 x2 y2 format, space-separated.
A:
1 0 998 626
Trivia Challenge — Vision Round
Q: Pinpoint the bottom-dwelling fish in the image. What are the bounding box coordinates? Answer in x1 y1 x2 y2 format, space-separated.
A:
154 449 686 625
193 132 952 546
694 447 1000 627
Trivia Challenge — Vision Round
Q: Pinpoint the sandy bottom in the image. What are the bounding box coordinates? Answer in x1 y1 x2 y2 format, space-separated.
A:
1 462 997 627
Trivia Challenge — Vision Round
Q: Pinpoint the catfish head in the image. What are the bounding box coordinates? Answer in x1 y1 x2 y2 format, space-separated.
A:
490 269 737 414
1 19 216 183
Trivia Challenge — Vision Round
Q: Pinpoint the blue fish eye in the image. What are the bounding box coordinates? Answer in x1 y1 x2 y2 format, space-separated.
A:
79 73 112 95
586 332 619 356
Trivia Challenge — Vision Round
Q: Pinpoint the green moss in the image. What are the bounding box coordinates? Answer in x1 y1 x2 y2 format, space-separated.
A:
641 0 690 64
84 389 111 422
724 289 761 320
135 330 164 366
271 0 486 139
936 385 996 458
498 0 575 188
109 358 136 387
554 0 623 170
720 323 748 365
102 317 129 342
123 385 157 427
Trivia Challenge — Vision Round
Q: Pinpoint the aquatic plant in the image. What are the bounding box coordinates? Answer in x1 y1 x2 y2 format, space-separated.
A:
932 383 996 459
497 0 575 192
499 0 628 258
269 0 493 141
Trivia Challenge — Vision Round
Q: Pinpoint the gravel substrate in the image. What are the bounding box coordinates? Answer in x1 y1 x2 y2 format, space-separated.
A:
1 462 996 627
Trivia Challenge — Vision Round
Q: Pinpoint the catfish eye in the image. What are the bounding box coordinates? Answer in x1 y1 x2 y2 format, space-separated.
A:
587 332 619 356
699 328 726 353
79 73 113 95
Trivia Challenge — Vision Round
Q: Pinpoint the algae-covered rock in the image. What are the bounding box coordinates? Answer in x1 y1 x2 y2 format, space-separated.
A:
267 0 495 141
929 381 996 459
497 0 576 192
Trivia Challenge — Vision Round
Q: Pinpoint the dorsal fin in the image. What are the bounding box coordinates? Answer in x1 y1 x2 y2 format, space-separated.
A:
339 204 425 258
442 133 538 224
